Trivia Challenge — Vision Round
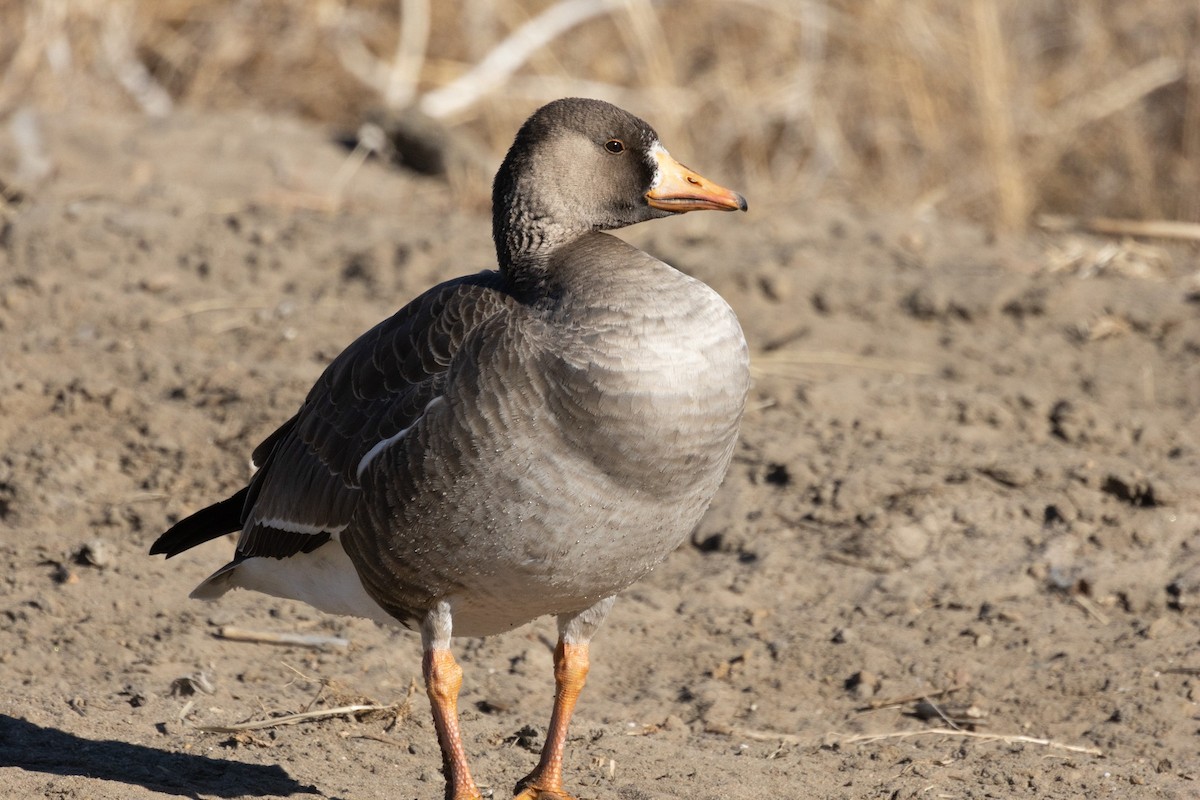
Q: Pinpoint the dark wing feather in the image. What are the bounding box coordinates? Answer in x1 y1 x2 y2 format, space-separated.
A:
149 486 249 557
250 413 297 467
151 270 515 561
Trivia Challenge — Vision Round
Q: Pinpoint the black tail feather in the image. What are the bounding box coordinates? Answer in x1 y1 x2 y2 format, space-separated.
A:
150 487 250 558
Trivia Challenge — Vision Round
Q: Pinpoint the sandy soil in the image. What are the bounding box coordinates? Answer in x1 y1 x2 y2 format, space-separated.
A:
1 109 1198 800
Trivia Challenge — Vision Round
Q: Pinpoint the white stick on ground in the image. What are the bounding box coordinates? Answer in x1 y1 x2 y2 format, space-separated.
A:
836 727 1104 756
192 704 396 733
216 625 350 650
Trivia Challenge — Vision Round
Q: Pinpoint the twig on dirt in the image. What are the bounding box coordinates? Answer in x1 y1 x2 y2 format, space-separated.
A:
833 727 1103 757
1070 595 1110 625
89 491 170 506
857 684 967 712
341 730 409 745
820 552 895 575
192 703 400 733
703 722 806 746
912 699 990 731
155 298 273 323
918 699 963 731
279 660 321 684
706 721 1101 758
1038 214 1200 242
1160 666 1200 676
216 625 350 650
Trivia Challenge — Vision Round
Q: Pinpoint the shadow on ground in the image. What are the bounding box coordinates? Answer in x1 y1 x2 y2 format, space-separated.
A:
0 715 318 798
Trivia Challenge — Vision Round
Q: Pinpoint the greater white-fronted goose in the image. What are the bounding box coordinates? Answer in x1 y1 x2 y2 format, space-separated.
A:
152 97 749 800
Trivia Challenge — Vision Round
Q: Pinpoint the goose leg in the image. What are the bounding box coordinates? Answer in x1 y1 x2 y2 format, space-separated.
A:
514 641 588 800
515 598 614 800
422 604 482 800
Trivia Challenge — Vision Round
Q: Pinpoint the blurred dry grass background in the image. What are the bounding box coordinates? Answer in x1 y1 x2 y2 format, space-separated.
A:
1 0 1197 230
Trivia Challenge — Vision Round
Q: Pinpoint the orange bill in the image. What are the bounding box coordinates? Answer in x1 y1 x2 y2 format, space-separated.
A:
645 145 748 213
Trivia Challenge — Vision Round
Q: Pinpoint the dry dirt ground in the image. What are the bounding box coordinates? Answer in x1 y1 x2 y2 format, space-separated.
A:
1 109 1199 800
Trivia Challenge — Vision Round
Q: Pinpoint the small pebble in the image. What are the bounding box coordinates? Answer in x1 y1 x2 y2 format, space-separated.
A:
77 538 113 568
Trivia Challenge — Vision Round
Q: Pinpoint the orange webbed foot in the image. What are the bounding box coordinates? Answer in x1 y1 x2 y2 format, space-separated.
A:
514 779 581 800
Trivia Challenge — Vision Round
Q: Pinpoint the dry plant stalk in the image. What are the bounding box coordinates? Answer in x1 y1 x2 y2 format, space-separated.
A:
706 722 1101 758
968 0 1027 232
216 625 350 649
1039 214 1200 242
192 703 401 733
195 673 416 734
0 2 1196 232
857 683 967 712
835 727 1103 757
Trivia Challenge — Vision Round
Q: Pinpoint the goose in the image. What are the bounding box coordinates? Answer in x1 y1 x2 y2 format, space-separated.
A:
152 97 749 800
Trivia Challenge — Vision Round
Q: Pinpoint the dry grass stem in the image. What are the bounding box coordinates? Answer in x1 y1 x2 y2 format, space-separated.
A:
1160 667 1200 676
388 0 432 108
1182 51 1200 222
969 0 1027 231
419 0 632 119
341 730 410 745
1033 57 1183 143
216 625 350 650
155 298 273 323
835 728 1103 757
707 721 1099 758
1071 595 1110 626
1 1 1196 229
101 5 172 117
703 722 805 746
920 699 963 731
857 684 968 713
192 703 400 733
1039 214 1200 242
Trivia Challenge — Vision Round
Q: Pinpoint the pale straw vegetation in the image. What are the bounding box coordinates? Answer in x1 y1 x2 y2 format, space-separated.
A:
1 0 1197 231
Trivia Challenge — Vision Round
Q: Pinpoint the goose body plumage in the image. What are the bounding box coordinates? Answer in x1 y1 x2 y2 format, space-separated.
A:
152 97 749 800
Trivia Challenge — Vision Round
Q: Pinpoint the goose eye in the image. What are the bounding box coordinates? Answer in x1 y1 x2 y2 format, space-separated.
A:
604 139 625 154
